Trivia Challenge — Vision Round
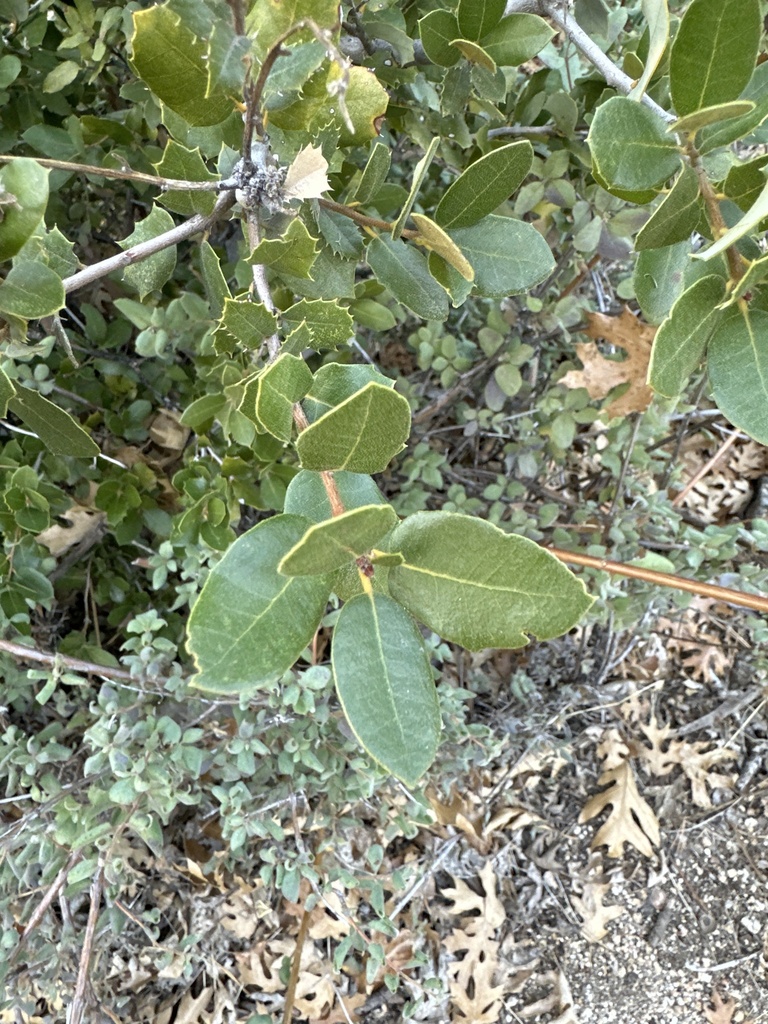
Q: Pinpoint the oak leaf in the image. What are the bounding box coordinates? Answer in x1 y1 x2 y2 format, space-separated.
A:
579 759 660 857
560 307 656 416
571 875 625 942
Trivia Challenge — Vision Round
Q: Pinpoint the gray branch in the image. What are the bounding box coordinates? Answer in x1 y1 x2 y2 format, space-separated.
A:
505 0 674 123
62 190 237 295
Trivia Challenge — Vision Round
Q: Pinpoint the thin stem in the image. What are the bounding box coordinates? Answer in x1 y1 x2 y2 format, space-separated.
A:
292 404 346 516
318 196 416 236
282 899 313 1024
547 546 768 614
62 189 236 295
69 860 104 1024
686 140 746 282
0 154 223 191
0 637 141 681
10 849 83 965
246 213 282 361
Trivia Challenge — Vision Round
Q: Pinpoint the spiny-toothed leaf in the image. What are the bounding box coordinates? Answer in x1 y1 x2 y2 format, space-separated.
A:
296 381 411 473
387 511 593 650
281 298 354 353
130 6 233 126
262 41 327 111
332 592 440 786
635 164 701 251
447 215 554 297
118 206 176 299
588 97 681 192
366 236 449 321
248 217 318 279
279 504 398 575
247 0 339 59
648 275 726 397
267 65 388 147
0 261 64 318
709 306 768 445
8 388 99 457
669 0 760 117
0 158 49 262
187 514 332 693
241 353 312 442
154 141 217 216
435 141 533 229
480 14 555 66
285 470 388 522
215 297 278 354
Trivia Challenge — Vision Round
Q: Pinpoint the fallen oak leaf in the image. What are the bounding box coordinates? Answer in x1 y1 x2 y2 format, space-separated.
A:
579 758 660 858
704 989 736 1023
36 504 106 557
561 306 656 416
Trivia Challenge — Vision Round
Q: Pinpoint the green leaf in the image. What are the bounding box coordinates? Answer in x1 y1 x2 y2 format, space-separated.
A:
279 504 398 575
332 592 440 786
387 512 593 650
207 21 249 97
647 275 726 397
281 245 356 301
303 363 395 421
267 65 388 147
449 39 496 72
118 206 176 299
0 158 49 262
282 298 354 353
42 59 79 94
410 214 474 281
215 297 277 354
629 0 669 101
248 217 318 279
0 262 64 319
708 306 768 444
391 137 440 240
387 511 593 650
242 353 313 442
634 241 690 324
130 5 233 127
199 241 231 319
670 100 755 135
480 14 555 66
635 163 701 251
180 392 227 431
722 252 768 307
247 0 339 59
354 142 391 204
427 252 474 308
153 141 217 216
366 236 449 321
435 141 533 230
285 470 387 522
588 97 681 192
8 388 99 457
419 10 461 67
723 155 768 212
669 0 760 117
698 63 768 154
349 298 397 331
694 178 768 262
262 41 327 111
457 0 505 41
296 382 411 473
0 366 14 417
448 215 555 297
16 225 78 278
312 205 363 259
188 514 332 693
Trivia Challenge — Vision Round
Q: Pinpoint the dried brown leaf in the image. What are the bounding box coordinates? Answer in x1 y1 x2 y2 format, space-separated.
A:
36 504 106 556
571 875 624 942
560 307 656 416
704 989 736 1024
580 760 660 858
